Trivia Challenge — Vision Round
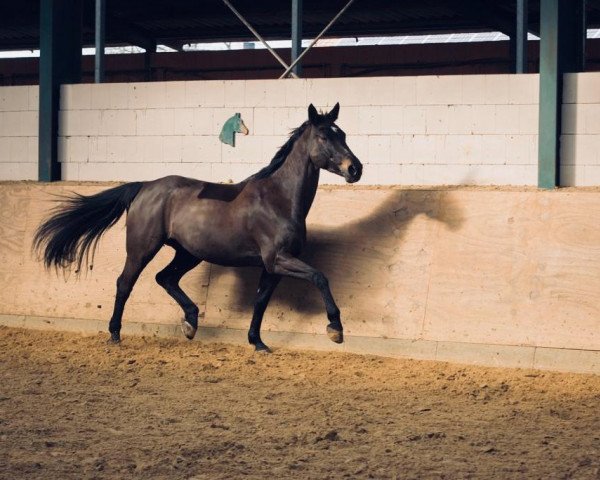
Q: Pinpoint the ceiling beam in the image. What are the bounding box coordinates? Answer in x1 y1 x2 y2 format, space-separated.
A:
106 15 157 52
82 6 157 52
588 0 600 11
450 0 517 36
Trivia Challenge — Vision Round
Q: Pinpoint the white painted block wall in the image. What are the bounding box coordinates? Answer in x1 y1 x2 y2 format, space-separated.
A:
0 86 39 180
1 73 599 186
57 75 541 185
561 73 600 186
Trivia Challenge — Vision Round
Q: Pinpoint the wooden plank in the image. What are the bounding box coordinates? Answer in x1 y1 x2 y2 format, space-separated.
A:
2 183 600 352
424 191 600 350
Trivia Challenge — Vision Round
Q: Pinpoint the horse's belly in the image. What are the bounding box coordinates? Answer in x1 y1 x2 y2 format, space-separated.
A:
187 235 261 266
204 253 263 267
170 217 261 266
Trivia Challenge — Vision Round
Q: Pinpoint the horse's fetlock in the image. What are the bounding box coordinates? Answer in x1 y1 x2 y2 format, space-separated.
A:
328 309 341 323
185 304 199 318
108 320 121 334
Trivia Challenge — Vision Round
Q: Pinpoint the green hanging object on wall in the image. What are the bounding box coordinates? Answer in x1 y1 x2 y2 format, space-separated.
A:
219 113 249 147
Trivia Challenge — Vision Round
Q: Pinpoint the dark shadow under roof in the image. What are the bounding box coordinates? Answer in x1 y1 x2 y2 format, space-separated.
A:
1 0 600 52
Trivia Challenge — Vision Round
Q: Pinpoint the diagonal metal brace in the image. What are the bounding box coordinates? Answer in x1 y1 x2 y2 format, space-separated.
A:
279 0 356 79
222 0 299 78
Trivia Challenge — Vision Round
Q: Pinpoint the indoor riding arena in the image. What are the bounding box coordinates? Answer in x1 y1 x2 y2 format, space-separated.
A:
1 1 600 479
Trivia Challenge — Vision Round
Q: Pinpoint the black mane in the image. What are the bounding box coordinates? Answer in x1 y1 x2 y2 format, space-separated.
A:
249 121 310 180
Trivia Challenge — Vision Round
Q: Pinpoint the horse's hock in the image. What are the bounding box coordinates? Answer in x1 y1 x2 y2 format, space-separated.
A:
1 182 599 374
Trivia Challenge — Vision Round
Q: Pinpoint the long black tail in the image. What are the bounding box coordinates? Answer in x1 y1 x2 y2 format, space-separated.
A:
33 182 144 272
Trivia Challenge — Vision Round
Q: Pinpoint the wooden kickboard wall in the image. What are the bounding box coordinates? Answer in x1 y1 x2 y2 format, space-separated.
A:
1 183 599 356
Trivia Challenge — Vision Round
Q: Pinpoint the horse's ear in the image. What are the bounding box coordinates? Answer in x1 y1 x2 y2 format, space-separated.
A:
308 104 320 125
327 102 340 122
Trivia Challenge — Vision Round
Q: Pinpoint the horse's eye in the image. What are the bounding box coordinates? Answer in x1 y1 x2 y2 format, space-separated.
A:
317 134 327 141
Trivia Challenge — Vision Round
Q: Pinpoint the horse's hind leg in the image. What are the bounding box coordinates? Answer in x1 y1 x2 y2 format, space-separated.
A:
108 250 158 343
155 247 201 340
248 269 281 352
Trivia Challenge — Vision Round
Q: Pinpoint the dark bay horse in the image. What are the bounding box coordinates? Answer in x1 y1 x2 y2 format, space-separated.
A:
34 103 363 352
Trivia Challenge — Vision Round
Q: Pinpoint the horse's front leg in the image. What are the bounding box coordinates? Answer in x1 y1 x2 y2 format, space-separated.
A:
248 269 281 353
268 252 343 344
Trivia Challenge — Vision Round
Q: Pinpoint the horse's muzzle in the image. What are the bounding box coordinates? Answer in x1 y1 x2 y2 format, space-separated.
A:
345 162 362 183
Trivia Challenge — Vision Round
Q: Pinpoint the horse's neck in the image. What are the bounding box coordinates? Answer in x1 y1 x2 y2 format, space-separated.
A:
271 134 320 220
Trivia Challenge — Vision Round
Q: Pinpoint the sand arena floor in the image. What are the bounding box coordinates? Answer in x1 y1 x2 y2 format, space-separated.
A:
0 326 599 479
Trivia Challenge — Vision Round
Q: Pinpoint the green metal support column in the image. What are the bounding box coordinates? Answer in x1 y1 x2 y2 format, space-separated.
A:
95 0 106 83
38 0 82 182
291 0 303 77
538 0 586 189
515 0 528 73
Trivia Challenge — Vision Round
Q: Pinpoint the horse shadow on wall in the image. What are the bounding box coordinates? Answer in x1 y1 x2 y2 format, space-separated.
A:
205 188 464 332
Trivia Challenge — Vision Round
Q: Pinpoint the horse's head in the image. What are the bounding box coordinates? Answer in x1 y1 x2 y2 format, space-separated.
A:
306 103 363 183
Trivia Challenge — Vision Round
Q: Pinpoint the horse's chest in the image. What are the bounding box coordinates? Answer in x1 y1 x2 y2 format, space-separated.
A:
274 220 306 253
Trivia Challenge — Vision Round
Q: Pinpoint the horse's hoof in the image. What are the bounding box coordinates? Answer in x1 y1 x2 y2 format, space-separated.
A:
254 343 272 354
327 325 344 344
108 332 121 344
181 320 197 340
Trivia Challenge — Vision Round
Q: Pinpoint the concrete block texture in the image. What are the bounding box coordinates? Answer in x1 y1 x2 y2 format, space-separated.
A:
9 74 600 185
0 111 38 137
563 72 600 104
181 136 221 163
1 137 34 163
561 102 600 180
508 74 539 105
402 106 427 134
106 136 138 163
424 105 449 134
483 74 510 105
447 105 474 135
61 84 91 110
106 84 130 110
584 104 600 134
0 162 36 180
223 80 246 107
417 75 462 105
59 136 89 163
583 166 600 185
59 110 101 137
100 110 137 136
561 134 600 166
58 77 537 183
461 75 486 105
0 86 31 112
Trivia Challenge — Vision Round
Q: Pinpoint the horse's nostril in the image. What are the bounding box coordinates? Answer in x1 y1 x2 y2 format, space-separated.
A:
348 165 357 177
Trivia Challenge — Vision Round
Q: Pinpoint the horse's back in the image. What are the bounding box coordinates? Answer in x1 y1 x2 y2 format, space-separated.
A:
145 175 204 191
140 175 246 202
